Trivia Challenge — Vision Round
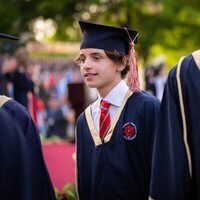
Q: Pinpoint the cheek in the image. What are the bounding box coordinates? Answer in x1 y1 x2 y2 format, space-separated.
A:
80 66 84 75
103 65 117 75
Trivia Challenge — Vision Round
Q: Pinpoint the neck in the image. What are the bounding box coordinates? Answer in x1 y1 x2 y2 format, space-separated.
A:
98 79 122 98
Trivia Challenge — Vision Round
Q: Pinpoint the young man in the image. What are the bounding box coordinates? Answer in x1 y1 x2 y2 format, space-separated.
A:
0 33 56 200
149 50 200 200
75 21 160 200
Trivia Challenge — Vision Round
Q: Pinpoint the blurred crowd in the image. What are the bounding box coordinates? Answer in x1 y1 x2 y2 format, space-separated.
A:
0 47 97 141
0 47 168 141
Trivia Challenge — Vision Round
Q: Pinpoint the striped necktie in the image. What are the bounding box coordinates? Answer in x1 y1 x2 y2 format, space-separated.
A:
99 100 111 139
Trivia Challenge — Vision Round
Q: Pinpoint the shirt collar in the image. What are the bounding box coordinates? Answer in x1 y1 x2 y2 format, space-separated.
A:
98 80 129 107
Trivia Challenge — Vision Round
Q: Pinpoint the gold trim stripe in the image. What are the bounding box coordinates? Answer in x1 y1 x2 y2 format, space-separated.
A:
0 95 11 108
85 105 102 146
192 50 200 70
176 56 192 178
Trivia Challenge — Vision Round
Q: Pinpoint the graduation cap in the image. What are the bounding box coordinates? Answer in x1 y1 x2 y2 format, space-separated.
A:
79 21 138 56
0 33 18 40
79 21 140 92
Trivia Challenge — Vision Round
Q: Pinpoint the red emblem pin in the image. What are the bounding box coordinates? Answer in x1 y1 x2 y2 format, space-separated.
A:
123 122 137 140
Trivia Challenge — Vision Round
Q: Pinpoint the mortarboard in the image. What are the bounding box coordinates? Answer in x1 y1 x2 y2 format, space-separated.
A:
0 33 18 40
79 21 138 56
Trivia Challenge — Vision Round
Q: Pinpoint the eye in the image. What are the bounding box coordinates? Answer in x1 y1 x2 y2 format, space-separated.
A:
76 56 86 65
93 55 102 61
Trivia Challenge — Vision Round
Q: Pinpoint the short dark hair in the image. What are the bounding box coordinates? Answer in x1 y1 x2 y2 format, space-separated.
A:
105 50 129 79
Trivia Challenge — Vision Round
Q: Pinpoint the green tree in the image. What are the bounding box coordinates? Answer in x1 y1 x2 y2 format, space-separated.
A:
1 0 200 66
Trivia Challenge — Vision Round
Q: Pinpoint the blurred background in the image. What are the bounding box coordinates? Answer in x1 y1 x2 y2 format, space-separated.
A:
0 0 200 199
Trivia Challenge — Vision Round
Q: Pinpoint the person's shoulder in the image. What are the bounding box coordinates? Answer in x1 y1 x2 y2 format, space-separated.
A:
166 66 177 82
2 98 31 121
127 91 160 113
168 50 200 83
173 50 200 73
3 98 28 112
77 109 87 124
130 91 160 105
0 109 23 141
186 49 200 64
76 101 95 128
191 49 200 60
0 109 22 145
185 50 200 70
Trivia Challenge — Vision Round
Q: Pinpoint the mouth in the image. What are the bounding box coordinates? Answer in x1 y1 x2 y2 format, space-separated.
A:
83 73 98 78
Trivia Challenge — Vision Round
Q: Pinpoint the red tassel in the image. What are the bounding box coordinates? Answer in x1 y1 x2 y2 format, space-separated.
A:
128 42 140 92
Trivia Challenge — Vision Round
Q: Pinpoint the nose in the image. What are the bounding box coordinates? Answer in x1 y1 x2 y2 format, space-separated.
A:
82 58 92 70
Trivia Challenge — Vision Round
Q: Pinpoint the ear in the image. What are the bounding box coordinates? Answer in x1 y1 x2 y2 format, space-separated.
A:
116 56 127 72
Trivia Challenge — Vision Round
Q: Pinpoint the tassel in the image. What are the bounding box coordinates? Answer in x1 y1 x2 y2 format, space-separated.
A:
128 42 140 92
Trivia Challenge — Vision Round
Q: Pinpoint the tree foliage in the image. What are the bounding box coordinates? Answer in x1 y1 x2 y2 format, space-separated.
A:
1 0 200 66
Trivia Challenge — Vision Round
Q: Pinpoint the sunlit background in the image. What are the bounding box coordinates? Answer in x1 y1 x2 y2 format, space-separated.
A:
1 0 200 199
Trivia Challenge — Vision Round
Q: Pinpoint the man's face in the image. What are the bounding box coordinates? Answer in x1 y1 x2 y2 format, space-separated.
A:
77 48 123 97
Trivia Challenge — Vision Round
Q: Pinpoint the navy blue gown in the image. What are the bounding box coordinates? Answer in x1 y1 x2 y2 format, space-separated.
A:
0 109 31 200
150 50 200 200
0 96 56 200
76 91 160 200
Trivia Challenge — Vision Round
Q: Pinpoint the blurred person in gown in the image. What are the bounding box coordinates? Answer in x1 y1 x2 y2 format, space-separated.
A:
0 108 30 200
5 47 35 108
150 50 200 200
0 33 56 199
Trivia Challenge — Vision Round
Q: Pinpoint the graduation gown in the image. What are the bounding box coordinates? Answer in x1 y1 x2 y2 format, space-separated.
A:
76 90 160 200
0 109 31 200
0 96 56 200
150 50 200 200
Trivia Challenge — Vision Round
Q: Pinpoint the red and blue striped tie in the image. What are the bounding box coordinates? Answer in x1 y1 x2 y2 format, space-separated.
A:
99 100 111 139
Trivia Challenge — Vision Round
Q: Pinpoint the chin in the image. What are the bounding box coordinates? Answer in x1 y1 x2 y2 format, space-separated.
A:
86 83 97 88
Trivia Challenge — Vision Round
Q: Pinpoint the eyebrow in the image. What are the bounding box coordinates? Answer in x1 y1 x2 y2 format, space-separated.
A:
78 54 85 57
91 52 104 56
79 52 104 57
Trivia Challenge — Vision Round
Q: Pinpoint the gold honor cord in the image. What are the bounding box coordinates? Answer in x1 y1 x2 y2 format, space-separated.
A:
176 56 192 178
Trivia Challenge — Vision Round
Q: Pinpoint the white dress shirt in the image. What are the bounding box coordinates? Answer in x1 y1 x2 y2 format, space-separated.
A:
91 80 129 134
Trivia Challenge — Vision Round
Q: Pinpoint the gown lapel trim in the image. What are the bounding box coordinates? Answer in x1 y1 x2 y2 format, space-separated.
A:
176 56 192 178
85 90 133 146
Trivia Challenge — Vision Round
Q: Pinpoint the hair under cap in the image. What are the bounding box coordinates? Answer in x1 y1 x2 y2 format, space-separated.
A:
79 21 138 56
